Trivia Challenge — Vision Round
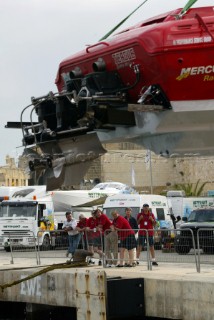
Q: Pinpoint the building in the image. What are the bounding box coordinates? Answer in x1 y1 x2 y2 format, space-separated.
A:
2 148 214 195
0 155 28 186
84 143 214 194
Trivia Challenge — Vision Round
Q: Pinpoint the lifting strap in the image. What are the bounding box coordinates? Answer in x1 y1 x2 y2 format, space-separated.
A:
180 0 198 15
99 0 149 41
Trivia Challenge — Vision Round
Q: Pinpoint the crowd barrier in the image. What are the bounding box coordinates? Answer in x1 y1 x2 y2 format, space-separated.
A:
3 228 214 272
102 228 205 272
197 228 214 272
5 231 39 265
36 230 87 265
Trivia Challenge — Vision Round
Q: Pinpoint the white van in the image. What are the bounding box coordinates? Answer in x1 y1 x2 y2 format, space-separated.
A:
167 191 214 219
103 194 173 229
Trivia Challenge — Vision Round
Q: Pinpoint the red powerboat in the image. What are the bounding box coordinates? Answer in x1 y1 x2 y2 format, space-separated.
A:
56 6 214 113
7 4 214 189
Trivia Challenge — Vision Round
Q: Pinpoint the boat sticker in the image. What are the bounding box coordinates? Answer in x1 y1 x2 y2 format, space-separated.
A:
176 65 214 81
173 36 212 45
112 48 136 68
88 192 108 198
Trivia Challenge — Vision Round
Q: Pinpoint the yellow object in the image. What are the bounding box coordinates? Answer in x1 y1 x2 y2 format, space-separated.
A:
40 222 47 231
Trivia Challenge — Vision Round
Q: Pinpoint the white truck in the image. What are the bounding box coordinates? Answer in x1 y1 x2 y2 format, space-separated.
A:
102 194 173 229
166 190 214 219
0 186 55 251
102 194 174 248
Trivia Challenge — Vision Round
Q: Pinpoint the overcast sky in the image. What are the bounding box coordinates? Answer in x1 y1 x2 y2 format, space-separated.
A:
0 0 211 165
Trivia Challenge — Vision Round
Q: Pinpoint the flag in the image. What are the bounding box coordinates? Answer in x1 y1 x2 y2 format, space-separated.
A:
131 163 136 186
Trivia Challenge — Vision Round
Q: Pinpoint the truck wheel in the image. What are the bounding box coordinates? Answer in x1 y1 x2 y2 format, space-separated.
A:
175 245 190 254
5 246 11 252
174 237 190 254
40 235 50 251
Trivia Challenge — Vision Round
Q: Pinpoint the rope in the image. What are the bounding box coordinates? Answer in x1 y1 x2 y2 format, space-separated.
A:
180 0 198 15
0 261 87 292
99 0 149 41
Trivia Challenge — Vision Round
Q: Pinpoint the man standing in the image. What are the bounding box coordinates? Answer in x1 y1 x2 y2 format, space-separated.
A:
86 210 104 265
95 209 118 267
136 204 158 266
62 211 80 259
124 207 138 266
111 210 137 267
124 207 138 232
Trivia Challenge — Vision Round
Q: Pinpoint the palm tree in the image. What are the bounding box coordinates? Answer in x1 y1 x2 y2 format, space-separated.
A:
175 179 208 196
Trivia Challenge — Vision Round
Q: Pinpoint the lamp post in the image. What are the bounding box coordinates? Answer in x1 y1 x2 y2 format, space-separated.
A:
149 150 153 194
145 150 153 194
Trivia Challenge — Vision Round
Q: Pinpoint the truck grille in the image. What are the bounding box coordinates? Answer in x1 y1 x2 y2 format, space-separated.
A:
181 228 214 246
2 230 34 237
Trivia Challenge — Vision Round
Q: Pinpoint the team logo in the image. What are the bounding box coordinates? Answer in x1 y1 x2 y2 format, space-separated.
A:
112 48 136 67
177 65 214 81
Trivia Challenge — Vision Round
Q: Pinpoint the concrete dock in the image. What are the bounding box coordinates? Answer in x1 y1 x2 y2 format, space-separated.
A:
0 255 214 320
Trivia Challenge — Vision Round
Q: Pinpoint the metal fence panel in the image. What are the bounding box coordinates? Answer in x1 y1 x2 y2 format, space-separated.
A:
103 228 198 271
197 228 214 272
5 226 213 274
6 231 39 265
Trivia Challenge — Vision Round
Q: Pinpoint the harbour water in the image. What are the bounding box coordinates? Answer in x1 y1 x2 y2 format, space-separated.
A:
1 302 172 320
1 302 75 320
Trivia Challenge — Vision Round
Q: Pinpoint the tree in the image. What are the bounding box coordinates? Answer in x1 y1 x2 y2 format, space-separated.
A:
175 179 208 196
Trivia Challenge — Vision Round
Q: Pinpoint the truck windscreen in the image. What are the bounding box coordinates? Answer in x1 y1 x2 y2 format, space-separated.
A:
188 209 214 222
0 202 37 218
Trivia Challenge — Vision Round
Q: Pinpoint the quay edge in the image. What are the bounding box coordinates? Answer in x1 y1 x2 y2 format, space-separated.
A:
0 263 214 320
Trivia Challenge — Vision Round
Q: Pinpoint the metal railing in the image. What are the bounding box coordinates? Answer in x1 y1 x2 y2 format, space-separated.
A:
197 228 214 272
84 229 104 265
2 227 214 272
103 228 199 271
36 230 87 264
6 231 39 265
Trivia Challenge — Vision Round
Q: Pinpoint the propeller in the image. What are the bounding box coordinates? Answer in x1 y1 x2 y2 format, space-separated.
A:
18 147 45 185
19 133 106 190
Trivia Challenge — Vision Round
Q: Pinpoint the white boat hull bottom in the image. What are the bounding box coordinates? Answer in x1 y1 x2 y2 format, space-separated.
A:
96 109 214 157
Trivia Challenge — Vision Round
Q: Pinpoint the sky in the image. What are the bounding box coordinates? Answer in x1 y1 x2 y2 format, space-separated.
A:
0 0 211 165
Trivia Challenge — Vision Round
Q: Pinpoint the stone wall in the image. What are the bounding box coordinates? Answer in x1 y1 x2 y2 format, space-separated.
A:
84 143 214 194
2 149 214 194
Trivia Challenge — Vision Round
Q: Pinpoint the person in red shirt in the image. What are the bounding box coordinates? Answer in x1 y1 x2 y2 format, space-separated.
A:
95 209 118 267
136 204 158 266
76 214 88 250
86 210 103 265
111 210 137 267
95 208 112 234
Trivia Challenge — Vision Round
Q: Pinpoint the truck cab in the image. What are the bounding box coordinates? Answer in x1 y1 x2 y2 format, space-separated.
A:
174 208 214 254
0 197 54 251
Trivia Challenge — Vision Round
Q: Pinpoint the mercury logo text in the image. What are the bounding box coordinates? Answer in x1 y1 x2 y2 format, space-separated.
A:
177 65 214 81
